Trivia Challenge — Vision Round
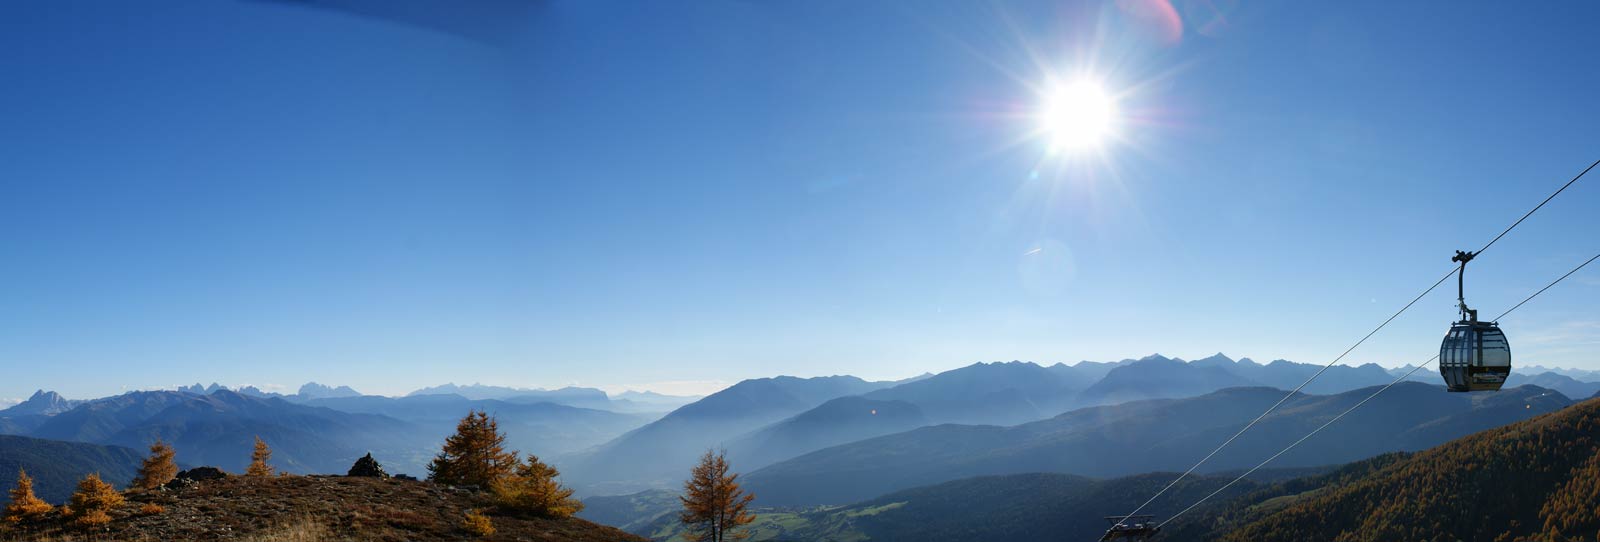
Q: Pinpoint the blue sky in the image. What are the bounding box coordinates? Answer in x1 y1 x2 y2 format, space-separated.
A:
3 1 1599 400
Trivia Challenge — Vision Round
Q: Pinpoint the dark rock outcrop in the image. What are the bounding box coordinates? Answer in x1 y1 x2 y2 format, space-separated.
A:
346 453 389 478
164 466 228 490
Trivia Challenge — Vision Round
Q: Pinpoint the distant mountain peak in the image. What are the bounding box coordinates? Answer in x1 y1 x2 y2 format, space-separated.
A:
3 389 81 416
234 386 282 398
1192 353 1237 366
178 383 229 395
298 382 362 399
405 383 609 404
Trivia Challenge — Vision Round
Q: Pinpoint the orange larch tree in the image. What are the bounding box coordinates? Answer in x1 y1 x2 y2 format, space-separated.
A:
490 454 584 518
130 440 178 490
427 410 518 487
246 436 274 477
3 469 54 524
679 449 756 542
67 472 124 528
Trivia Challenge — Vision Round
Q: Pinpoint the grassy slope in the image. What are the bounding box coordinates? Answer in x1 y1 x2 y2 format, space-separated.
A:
0 475 646 542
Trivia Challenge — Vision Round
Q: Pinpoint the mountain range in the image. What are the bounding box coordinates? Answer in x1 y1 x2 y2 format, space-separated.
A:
560 375 898 495
24 390 418 474
301 393 651 458
557 354 1596 496
1504 371 1600 400
5 354 1595 506
590 392 1600 541
739 382 1571 506
406 383 613 409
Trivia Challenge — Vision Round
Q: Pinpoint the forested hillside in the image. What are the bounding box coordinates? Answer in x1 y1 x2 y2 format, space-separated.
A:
1212 396 1600 541
0 435 143 504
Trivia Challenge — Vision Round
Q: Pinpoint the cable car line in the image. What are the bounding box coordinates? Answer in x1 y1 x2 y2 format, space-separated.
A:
1113 268 1457 525
1472 158 1598 257
1107 157 1599 531
1495 251 1600 319
1154 248 1600 529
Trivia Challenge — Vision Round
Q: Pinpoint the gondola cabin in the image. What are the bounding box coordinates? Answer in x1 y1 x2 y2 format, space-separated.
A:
1438 250 1511 392
1439 318 1510 392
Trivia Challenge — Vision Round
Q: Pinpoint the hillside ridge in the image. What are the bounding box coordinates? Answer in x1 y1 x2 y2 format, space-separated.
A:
2 474 645 542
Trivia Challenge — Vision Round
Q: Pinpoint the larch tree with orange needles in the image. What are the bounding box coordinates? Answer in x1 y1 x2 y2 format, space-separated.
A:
3 469 53 524
246 436 274 477
428 410 519 488
489 454 583 518
130 440 178 490
67 472 123 528
679 449 756 542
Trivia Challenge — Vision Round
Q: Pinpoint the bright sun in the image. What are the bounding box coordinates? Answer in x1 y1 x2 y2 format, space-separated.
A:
1040 80 1117 151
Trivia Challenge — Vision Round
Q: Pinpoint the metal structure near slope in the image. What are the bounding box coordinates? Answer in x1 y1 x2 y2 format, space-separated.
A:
1439 250 1511 392
1099 515 1160 541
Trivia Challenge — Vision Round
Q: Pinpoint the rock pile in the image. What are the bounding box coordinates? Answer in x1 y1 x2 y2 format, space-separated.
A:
163 466 228 490
346 453 389 478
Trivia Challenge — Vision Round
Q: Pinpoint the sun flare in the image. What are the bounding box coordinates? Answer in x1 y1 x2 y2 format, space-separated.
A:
1040 80 1118 151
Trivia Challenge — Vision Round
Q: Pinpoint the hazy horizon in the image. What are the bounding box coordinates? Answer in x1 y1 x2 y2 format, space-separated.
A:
8 349 1600 404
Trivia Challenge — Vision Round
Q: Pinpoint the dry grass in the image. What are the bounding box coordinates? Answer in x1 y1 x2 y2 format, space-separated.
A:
239 517 346 542
461 509 495 537
4 475 644 542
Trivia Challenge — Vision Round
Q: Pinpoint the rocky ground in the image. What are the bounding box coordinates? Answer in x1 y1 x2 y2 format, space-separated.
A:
2 475 647 541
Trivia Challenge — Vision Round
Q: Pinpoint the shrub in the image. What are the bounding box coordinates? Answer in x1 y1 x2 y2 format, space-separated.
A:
68 473 125 528
131 440 179 490
139 503 166 515
490 455 583 518
246 436 274 477
428 411 517 487
462 509 495 537
3 469 54 524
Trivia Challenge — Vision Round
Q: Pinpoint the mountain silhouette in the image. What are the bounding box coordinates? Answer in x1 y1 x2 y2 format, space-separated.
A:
724 396 929 469
561 375 894 495
862 360 1093 426
1074 354 1260 406
0 390 82 417
296 382 362 400
742 383 1569 506
405 383 612 409
18 390 419 475
1505 371 1600 400
302 393 650 458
